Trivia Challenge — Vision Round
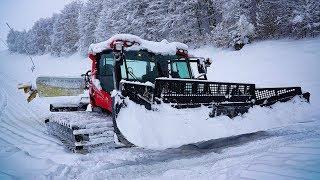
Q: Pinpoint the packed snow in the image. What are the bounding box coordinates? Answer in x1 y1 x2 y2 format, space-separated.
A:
0 38 320 179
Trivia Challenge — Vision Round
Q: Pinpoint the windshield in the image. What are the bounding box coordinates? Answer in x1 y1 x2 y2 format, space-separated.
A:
122 51 156 82
171 59 192 79
154 54 192 79
120 51 192 83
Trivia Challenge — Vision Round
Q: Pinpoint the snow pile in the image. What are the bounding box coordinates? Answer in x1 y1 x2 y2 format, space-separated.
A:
117 97 315 149
89 34 188 55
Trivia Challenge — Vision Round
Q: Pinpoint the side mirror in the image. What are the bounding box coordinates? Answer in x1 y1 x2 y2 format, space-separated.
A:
81 70 92 90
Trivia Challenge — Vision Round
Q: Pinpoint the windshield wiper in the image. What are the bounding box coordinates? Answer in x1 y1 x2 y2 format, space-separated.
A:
127 67 139 81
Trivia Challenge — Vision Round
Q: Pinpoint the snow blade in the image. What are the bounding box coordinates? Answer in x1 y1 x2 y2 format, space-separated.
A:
36 76 85 97
114 79 311 149
118 78 310 119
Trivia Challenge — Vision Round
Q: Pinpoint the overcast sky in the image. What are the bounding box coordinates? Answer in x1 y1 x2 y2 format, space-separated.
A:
0 0 76 50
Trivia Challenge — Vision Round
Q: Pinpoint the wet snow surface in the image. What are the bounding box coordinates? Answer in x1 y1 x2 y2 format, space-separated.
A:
1 39 320 179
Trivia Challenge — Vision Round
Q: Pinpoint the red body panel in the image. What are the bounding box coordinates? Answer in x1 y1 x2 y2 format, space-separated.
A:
88 53 113 113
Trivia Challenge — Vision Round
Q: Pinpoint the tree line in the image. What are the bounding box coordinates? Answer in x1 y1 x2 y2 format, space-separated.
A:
6 0 320 56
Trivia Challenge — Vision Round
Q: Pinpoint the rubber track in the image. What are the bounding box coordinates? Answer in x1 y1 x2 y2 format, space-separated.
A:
46 112 117 153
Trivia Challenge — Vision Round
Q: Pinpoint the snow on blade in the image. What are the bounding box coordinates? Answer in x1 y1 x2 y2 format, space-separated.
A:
89 34 188 55
117 97 313 150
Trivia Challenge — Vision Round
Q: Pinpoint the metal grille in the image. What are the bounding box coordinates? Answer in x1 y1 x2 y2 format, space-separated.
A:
255 87 302 105
154 78 255 105
120 81 154 109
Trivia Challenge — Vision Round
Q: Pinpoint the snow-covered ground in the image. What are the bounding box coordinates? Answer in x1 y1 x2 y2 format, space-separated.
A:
0 38 320 179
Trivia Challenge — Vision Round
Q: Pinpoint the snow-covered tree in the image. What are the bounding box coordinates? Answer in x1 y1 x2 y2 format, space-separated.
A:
50 1 82 56
77 0 103 56
166 0 208 44
143 0 168 40
6 0 320 55
95 0 149 41
273 0 295 38
94 0 125 42
230 15 255 49
6 29 29 54
291 0 320 38
27 17 54 55
119 0 149 38
212 0 254 48
6 30 19 53
256 0 279 39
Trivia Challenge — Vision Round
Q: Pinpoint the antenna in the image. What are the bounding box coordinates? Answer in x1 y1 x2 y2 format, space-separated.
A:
6 22 36 73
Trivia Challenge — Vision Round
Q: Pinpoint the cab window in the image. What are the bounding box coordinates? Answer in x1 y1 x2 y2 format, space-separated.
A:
98 52 114 91
123 51 157 82
171 60 192 79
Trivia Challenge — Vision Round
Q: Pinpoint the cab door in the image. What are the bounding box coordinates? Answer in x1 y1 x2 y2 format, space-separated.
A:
91 51 114 112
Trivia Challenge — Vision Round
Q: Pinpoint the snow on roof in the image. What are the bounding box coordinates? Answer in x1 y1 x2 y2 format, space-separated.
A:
89 34 188 55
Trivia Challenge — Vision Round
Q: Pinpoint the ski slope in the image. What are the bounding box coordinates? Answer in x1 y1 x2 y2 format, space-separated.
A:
0 38 320 179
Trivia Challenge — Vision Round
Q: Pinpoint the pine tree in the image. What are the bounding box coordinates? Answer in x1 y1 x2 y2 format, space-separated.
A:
6 0 320 55
78 0 103 56
6 30 19 53
94 0 122 42
291 0 320 38
50 1 82 56
28 17 54 55
212 0 254 48
275 0 295 38
256 0 279 39
6 30 29 54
